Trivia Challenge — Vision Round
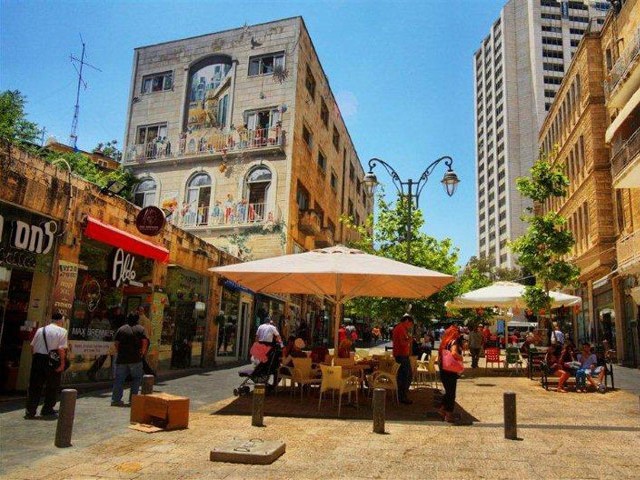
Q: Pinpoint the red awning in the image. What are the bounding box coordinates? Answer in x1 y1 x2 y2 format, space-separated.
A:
83 216 169 263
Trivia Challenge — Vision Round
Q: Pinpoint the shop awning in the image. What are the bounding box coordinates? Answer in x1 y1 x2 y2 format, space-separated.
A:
83 216 170 263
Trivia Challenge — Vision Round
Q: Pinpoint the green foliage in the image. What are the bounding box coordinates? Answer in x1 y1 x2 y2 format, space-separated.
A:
511 150 580 313
341 191 459 327
0 90 40 143
515 147 569 206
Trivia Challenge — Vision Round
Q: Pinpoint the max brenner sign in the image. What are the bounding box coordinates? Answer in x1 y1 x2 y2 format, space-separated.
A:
0 212 57 270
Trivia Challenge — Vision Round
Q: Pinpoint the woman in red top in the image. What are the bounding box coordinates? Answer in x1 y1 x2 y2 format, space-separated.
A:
438 326 464 422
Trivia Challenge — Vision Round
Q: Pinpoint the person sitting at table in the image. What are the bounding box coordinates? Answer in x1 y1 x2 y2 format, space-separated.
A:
545 344 571 393
337 337 352 358
282 337 307 367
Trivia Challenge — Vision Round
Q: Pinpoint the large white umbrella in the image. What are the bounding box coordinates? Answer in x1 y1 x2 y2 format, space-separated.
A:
446 281 581 348
446 281 581 309
210 245 454 348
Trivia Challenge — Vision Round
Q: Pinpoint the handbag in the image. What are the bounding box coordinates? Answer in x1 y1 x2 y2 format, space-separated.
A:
442 349 464 374
43 326 70 371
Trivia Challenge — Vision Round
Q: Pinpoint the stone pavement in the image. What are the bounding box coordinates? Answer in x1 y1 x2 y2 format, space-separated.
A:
2 361 639 480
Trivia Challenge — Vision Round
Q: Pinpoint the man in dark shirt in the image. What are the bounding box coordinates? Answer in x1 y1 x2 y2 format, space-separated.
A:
392 313 414 405
111 313 148 406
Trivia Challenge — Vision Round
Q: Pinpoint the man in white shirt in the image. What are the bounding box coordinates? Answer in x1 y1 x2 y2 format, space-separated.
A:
25 312 68 419
255 317 282 345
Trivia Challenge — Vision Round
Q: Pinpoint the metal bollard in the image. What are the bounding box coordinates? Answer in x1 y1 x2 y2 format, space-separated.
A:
372 388 386 434
503 391 517 440
252 384 265 427
55 389 77 448
141 374 155 395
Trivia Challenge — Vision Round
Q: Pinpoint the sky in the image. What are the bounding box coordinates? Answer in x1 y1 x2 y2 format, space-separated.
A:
1 0 506 266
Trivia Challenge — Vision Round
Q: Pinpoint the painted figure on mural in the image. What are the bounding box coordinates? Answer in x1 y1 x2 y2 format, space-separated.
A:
211 200 222 224
236 199 247 223
224 194 234 224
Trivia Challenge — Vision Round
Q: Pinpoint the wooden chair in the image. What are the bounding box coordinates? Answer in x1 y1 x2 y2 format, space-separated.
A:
292 358 321 400
485 347 501 371
415 353 429 388
504 347 523 375
318 365 359 416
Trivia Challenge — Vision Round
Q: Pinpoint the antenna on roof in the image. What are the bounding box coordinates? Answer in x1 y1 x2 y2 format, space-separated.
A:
69 34 101 150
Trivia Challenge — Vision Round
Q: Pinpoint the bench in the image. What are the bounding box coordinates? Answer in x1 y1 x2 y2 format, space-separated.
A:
540 359 614 391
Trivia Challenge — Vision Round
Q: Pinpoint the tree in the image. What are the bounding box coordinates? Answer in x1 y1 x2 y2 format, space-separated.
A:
510 148 580 320
341 191 460 328
0 90 40 144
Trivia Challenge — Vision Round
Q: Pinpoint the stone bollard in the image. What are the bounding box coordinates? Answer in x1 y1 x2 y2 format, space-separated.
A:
55 389 77 448
504 391 517 440
252 384 265 427
141 375 155 395
372 388 386 434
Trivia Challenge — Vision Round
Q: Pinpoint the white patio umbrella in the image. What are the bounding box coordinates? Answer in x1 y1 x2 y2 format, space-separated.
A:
210 245 455 348
446 281 581 347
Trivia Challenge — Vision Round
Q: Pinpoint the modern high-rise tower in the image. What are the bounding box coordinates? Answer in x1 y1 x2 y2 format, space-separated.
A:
474 0 609 268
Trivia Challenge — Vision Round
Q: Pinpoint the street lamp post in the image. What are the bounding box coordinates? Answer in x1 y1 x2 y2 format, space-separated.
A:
362 156 460 263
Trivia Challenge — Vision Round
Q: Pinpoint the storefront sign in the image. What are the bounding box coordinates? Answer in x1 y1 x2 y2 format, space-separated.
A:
69 340 112 357
111 248 137 287
0 214 57 254
52 261 79 318
135 206 165 237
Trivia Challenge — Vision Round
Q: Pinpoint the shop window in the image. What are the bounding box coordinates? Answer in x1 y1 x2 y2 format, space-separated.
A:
244 166 272 222
133 178 157 208
184 173 212 226
185 55 232 131
248 51 285 76
141 71 173 93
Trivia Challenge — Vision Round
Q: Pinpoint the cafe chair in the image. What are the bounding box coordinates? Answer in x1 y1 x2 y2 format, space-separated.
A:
504 346 524 375
318 365 359 416
366 362 400 405
415 353 429 388
354 348 372 362
485 347 501 371
292 358 322 400
378 357 397 374
426 353 439 389
278 364 295 395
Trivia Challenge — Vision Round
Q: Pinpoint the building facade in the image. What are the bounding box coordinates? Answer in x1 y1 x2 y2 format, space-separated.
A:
122 17 371 261
601 0 640 366
475 0 609 268
538 31 616 353
0 142 240 391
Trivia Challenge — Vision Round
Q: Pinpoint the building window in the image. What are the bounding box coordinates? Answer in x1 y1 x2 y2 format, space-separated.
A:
330 170 338 191
305 65 316 100
317 150 327 172
244 166 272 222
245 108 281 141
184 173 212 226
133 178 157 208
248 52 285 76
332 126 340 151
136 123 167 145
185 55 232 131
141 71 173 93
297 182 310 210
320 99 329 127
543 49 563 59
349 163 355 182
542 37 563 46
544 62 564 73
302 125 313 149
314 202 325 227
348 199 354 218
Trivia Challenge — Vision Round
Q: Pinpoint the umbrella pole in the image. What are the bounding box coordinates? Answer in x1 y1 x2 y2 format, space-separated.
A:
334 275 342 350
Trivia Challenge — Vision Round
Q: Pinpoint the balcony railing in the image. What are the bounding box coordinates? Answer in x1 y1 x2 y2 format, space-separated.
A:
617 229 640 272
611 126 640 180
125 126 286 163
605 27 640 97
174 202 270 228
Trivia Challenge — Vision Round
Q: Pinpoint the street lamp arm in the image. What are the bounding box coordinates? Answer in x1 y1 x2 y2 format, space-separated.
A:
414 155 453 205
367 157 405 196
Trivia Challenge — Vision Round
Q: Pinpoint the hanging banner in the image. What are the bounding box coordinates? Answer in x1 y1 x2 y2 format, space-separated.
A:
52 260 80 319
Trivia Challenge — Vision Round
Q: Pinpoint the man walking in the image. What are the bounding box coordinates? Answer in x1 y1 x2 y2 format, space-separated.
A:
392 313 414 405
25 312 68 419
469 325 484 369
111 313 148 406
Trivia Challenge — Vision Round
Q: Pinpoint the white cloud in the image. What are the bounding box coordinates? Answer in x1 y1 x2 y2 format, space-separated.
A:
335 90 359 118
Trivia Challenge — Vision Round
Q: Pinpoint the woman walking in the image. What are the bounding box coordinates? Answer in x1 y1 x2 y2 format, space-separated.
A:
438 325 464 423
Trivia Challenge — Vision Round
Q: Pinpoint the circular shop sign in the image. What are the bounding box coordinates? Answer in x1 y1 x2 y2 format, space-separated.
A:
135 206 166 236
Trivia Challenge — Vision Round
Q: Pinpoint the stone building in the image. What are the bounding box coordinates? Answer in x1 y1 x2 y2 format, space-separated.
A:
601 0 640 366
0 142 238 390
474 0 609 268
538 30 616 353
122 17 371 261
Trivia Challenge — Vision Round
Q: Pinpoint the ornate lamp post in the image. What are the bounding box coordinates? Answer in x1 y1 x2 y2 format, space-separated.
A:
362 156 460 262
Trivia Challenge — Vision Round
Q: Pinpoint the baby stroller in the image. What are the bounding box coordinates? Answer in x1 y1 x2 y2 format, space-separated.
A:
234 342 281 396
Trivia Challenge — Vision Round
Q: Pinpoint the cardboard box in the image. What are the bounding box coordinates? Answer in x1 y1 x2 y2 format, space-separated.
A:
130 392 189 431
